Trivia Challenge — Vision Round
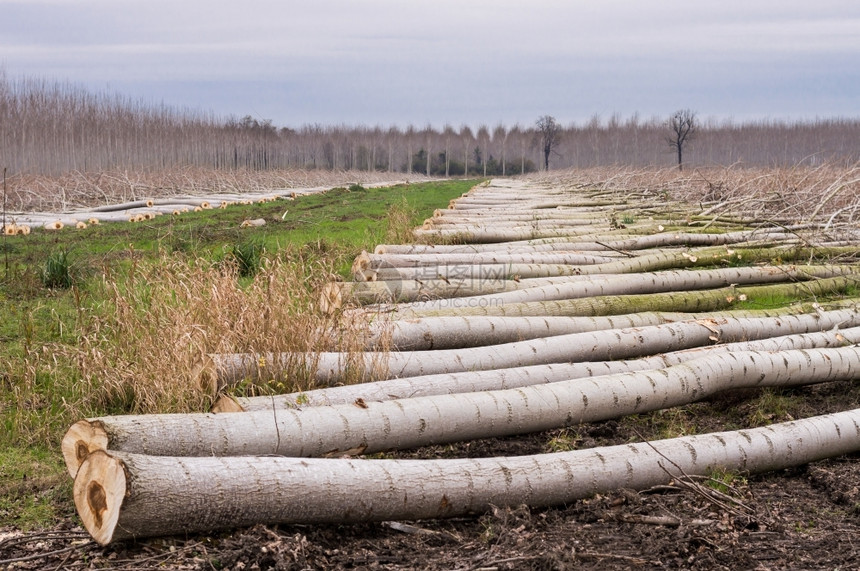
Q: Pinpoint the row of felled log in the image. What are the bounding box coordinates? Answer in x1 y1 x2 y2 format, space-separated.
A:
68 178 860 545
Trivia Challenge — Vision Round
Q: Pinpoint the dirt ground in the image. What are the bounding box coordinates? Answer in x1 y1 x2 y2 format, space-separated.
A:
4 380 860 570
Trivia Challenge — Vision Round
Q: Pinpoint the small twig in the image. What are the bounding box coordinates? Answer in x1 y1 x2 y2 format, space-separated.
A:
617 513 681 527
51 548 75 571
382 521 460 541
0 531 91 551
594 240 636 258
272 393 281 452
93 540 204 570
576 551 661 566
631 428 759 523
467 556 538 571
0 543 96 566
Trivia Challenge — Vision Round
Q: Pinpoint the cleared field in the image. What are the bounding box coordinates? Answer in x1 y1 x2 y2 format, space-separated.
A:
4 167 860 569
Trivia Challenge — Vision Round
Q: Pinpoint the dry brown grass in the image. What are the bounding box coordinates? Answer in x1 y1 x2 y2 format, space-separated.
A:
62 249 372 415
384 197 419 245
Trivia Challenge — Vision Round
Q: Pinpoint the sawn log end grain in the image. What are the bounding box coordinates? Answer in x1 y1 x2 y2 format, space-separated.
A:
62 419 109 478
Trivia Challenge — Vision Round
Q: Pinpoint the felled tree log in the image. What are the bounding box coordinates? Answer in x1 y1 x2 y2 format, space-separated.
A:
65 347 860 477
75 408 860 544
374 302 856 351
392 276 859 319
214 325 860 412
325 263 850 310
372 228 792 255
352 249 621 277
205 306 860 386
377 313 674 351
364 245 828 282
390 265 860 315
319 278 519 313
411 225 642 243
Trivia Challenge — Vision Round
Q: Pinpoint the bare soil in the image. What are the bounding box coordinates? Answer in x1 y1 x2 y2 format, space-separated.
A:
4 381 860 570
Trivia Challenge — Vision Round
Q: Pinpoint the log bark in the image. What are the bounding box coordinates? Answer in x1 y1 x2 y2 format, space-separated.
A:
356 250 622 270
366 245 823 282
394 276 859 319
373 302 854 351
65 346 860 478
320 277 523 312
327 264 850 309
207 306 860 386
75 407 860 544
215 325 860 413
389 265 860 315
412 225 648 243
373 229 792 255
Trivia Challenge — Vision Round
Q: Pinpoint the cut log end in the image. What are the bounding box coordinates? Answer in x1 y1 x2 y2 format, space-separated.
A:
351 250 374 282
211 394 247 413
62 420 110 478
74 450 127 546
191 355 218 395
320 282 344 314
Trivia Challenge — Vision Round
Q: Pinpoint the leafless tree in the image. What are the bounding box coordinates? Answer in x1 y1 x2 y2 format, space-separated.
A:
667 109 697 171
460 125 474 176
536 115 562 170
442 124 455 177
4 71 860 180
476 125 490 177
493 124 508 176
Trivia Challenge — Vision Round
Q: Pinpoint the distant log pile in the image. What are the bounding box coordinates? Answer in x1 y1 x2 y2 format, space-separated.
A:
66 177 860 545
5 181 410 229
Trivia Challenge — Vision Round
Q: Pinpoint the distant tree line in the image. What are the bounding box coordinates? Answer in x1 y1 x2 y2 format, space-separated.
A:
2 71 859 177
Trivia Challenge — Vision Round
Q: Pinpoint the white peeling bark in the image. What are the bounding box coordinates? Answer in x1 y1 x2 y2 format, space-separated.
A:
215 325 860 412
411 226 630 243
390 265 860 315
391 276 858 319
65 347 860 478
76 408 860 544
374 303 854 351
373 229 791 255
368 245 790 281
209 306 860 385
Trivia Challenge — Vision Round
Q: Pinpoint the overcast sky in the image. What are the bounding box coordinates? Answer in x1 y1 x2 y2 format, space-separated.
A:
2 0 858 129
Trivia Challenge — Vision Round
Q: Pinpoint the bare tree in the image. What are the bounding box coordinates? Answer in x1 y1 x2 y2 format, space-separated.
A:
536 115 561 170
441 124 455 177
476 125 490 177
667 109 697 171
422 124 435 176
493 124 508 176
5 70 860 177
460 125 473 176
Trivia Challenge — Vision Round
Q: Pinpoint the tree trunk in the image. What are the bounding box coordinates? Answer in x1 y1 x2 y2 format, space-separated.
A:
371 302 857 351
214 325 860 413
372 229 793 255
351 250 620 281
75 408 860 544
65 344 860 482
204 306 860 386
390 265 859 314
394 276 858 319
373 246 855 283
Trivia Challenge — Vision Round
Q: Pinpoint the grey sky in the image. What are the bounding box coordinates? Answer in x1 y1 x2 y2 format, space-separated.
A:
2 0 858 129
